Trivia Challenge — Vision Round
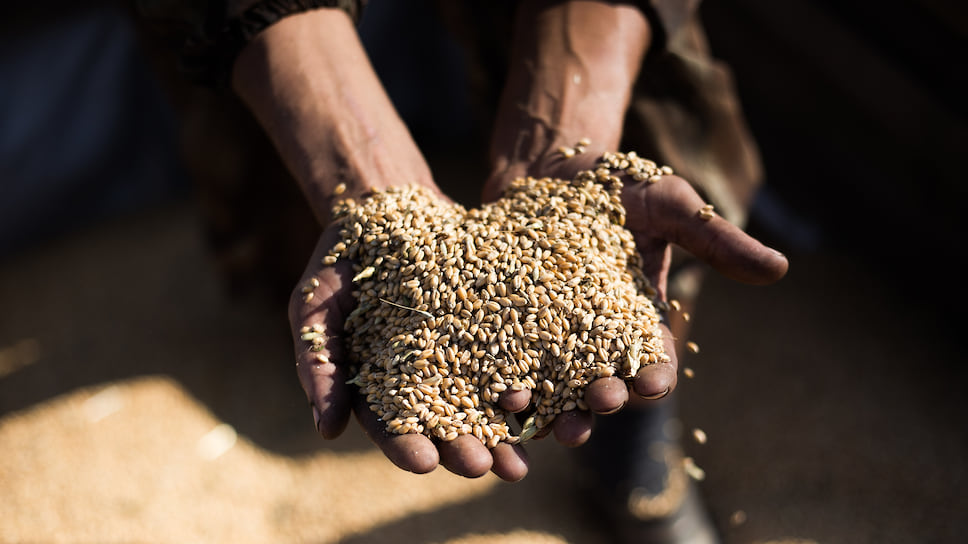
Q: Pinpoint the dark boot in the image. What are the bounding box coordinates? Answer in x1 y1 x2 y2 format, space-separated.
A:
575 397 720 544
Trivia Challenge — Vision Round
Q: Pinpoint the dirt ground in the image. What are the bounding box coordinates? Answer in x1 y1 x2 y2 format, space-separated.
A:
1 200 966 544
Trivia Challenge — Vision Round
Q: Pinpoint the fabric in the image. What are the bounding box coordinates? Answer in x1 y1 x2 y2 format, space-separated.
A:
136 0 366 85
625 17 763 227
642 0 703 47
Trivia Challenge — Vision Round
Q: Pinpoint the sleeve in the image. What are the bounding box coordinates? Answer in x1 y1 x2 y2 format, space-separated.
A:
135 0 366 86
635 0 702 53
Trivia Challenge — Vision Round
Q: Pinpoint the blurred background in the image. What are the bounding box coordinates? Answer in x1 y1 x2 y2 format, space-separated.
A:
1 1 965 543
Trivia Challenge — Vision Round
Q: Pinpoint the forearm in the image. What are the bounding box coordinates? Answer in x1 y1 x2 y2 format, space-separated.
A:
490 0 651 175
231 8 435 222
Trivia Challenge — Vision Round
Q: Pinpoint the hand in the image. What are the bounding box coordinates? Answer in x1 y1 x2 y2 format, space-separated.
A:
290 216 532 483
234 8 532 482
483 146 789 445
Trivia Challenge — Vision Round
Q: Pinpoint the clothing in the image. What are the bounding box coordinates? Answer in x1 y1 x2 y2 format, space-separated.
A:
135 0 366 86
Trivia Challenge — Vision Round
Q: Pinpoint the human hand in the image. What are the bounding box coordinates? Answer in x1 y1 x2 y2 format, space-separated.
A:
482 145 788 445
229 4 542 480
231 8 531 482
290 204 533 483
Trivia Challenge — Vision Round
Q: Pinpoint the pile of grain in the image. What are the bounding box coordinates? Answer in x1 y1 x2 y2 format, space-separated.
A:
307 151 671 446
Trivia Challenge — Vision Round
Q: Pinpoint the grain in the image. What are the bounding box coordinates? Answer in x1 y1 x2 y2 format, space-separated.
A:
310 149 673 447
698 204 715 221
729 510 748 527
683 456 706 481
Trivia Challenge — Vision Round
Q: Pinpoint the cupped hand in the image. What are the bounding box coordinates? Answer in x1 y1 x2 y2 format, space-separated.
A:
290 216 531 483
482 145 788 446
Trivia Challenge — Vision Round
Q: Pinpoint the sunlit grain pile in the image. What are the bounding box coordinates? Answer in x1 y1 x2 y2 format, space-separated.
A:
306 150 672 447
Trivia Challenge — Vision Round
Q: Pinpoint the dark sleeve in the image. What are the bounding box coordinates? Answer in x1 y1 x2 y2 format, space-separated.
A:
135 0 366 86
635 0 701 52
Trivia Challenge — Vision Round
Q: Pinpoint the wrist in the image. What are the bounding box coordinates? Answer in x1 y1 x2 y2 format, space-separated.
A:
490 1 650 176
232 9 436 222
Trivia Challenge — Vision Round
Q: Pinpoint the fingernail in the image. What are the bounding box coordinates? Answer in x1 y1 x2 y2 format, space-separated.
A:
601 401 627 415
312 405 322 432
640 387 670 400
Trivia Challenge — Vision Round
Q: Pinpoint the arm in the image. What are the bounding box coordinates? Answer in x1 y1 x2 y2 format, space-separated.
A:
231 8 439 222
485 0 650 201
487 0 788 444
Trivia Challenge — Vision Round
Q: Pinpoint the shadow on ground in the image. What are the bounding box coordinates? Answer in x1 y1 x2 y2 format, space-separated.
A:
0 202 363 457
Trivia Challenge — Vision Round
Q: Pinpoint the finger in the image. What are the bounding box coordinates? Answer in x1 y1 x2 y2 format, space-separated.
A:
297 349 351 439
353 395 439 474
290 238 356 439
438 435 493 478
490 442 529 482
552 409 593 447
632 323 678 399
583 376 630 414
498 387 532 413
626 176 789 285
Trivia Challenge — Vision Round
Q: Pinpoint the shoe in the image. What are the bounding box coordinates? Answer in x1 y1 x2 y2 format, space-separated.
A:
575 398 720 544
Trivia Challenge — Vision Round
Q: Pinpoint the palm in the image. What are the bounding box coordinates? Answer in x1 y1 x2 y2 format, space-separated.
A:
483 148 788 418
290 220 531 481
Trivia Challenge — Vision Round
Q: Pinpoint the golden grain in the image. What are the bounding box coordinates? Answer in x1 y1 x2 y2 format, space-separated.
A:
309 149 671 447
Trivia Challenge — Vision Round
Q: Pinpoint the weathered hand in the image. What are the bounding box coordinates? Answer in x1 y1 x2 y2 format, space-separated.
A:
290 219 531 483
618 164 789 394
231 5 537 481
482 146 788 445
